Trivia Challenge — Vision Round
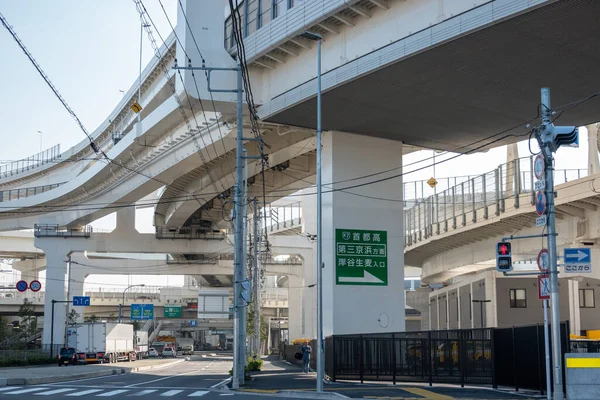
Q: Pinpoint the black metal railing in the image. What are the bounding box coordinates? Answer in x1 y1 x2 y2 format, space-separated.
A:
33 224 92 238
0 182 65 202
155 226 226 240
0 144 61 178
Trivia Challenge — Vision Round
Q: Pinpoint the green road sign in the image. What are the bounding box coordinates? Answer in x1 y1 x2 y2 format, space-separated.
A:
335 228 387 286
164 305 182 318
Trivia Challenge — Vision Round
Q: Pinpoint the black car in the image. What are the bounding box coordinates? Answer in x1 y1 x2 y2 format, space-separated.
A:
58 347 78 366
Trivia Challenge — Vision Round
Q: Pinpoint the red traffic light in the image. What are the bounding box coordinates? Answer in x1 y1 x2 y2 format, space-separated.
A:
497 242 511 255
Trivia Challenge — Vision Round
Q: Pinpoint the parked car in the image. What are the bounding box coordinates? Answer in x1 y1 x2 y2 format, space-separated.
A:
148 348 159 357
58 347 78 366
162 347 176 358
182 345 194 355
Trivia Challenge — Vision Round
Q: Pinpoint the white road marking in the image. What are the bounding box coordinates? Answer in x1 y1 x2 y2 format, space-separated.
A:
128 389 157 396
66 389 104 396
35 388 76 396
160 390 184 396
96 389 129 397
188 391 210 397
3 388 47 394
0 388 21 392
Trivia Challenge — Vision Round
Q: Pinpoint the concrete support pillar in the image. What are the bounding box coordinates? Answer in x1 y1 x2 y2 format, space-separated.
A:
115 207 136 234
39 246 67 349
287 274 304 341
68 266 88 323
568 279 581 335
505 143 520 195
587 124 600 175
321 132 404 335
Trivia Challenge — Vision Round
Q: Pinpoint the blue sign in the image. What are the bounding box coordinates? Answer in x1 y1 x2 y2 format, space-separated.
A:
190 320 197 327
73 296 91 306
16 280 28 292
565 248 591 264
535 191 546 216
131 304 154 320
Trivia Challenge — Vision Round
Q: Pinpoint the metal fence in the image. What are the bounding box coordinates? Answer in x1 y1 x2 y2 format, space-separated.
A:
328 329 493 386
0 182 65 203
33 224 92 238
0 144 61 179
0 346 60 366
155 226 226 240
405 156 587 247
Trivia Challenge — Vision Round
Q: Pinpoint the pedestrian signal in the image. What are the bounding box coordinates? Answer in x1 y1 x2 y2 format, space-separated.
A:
496 242 513 272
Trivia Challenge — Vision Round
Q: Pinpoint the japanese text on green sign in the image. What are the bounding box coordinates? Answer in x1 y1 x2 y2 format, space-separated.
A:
336 229 387 286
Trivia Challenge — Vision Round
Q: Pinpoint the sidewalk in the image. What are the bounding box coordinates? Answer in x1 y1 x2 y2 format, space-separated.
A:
0 357 185 386
233 359 541 399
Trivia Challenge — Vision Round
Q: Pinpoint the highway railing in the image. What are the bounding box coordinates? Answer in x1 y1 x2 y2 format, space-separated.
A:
155 226 226 240
405 155 587 247
0 144 61 179
33 224 92 238
0 182 65 203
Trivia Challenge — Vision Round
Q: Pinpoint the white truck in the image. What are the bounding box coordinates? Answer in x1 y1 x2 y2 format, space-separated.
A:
135 330 149 359
67 322 136 363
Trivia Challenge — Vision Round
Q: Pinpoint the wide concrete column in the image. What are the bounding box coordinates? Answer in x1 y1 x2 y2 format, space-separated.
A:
587 124 600 175
68 265 88 323
505 143 520 195
568 279 581 335
322 132 405 335
287 274 305 341
38 246 68 349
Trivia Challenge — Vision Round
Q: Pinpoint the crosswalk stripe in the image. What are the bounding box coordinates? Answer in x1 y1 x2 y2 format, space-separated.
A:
161 390 184 396
35 388 76 396
96 390 129 397
188 391 210 397
3 388 47 394
128 389 157 396
0 388 21 393
66 389 105 397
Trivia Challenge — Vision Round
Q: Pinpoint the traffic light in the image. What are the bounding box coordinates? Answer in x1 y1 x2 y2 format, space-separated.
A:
496 242 513 272
545 125 578 152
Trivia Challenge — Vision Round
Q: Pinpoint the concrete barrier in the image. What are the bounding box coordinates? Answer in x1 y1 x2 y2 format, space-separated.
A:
565 353 600 399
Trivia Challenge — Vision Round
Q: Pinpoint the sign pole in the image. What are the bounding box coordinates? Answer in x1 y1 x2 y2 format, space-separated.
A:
538 87 563 399
543 299 551 400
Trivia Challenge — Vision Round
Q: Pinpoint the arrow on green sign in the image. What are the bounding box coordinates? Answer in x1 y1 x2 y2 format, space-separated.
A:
338 270 385 284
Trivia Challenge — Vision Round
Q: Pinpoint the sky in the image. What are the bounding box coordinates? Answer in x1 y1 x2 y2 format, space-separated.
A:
0 1 593 291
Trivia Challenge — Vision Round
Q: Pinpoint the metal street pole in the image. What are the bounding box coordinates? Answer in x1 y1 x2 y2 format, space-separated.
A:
50 299 72 358
315 34 324 393
543 299 551 400
119 284 145 323
539 87 563 399
253 198 261 356
64 255 71 346
233 61 246 389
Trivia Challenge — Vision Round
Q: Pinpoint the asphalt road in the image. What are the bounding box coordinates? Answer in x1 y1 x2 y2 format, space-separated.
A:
0 354 262 399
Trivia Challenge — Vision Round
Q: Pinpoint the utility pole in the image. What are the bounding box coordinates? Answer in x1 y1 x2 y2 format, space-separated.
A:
253 198 261 356
64 255 71 346
172 60 246 388
538 87 563 399
536 87 578 400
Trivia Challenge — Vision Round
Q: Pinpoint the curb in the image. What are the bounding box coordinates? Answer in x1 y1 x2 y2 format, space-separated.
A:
0 368 125 386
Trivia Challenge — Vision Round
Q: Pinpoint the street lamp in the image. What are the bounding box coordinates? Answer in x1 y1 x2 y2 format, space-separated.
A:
119 284 146 323
472 299 491 329
300 30 324 393
37 131 42 158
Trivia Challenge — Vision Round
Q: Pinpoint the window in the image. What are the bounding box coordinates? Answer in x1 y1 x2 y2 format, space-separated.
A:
580 289 595 308
273 0 284 19
247 0 259 35
509 289 527 308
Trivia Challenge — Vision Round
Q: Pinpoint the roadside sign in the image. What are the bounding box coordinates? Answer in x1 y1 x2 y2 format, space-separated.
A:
538 275 550 300
164 306 182 318
534 180 545 191
131 304 154 320
73 296 91 306
537 249 549 273
534 154 545 180
131 101 143 113
536 215 547 227
16 280 27 292
190 320 197 327
535 191 547 216
29 280 42 292
427 177 438 188
564 248 592 273
336 228 387 286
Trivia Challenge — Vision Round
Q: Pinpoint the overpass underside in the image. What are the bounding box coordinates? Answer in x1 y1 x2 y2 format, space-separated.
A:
264 0 600 152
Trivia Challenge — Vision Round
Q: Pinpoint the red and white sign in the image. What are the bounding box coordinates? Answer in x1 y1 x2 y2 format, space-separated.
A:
535 191 547 216
538 275 550 300
29 280 42 292
534 154 545 180
537 249 549 273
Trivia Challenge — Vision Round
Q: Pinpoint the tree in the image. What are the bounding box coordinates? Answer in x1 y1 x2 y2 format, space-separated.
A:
67 309 80 326
132 320 141 331
85 314 99 323
107 313 117 322
246 301 268 351
18 298 37 343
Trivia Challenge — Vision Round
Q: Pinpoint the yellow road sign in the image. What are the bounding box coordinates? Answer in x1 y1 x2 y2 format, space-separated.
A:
131 101 143 114
427 177 438 188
